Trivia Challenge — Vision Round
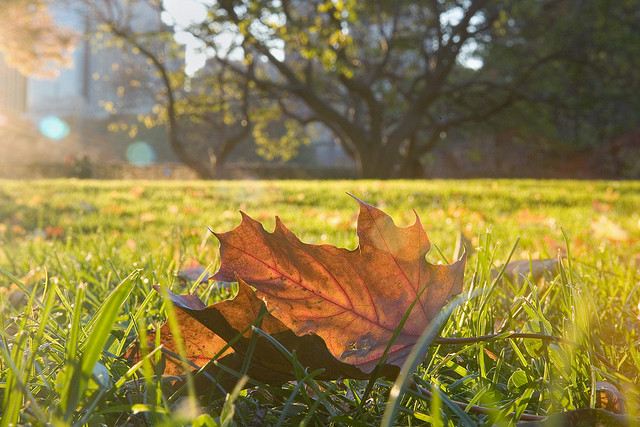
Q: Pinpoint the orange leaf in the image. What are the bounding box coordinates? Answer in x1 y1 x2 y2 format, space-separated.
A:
591 216 629 241
45 225 65 239
131 197 466 393
212 196 466 373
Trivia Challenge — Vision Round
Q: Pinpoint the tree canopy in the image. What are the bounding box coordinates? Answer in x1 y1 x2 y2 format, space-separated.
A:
91 0 640 178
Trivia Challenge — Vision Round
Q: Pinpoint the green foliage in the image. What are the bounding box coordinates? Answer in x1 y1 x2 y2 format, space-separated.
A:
95 0 640 178
481 0 640 152
0 179 639 424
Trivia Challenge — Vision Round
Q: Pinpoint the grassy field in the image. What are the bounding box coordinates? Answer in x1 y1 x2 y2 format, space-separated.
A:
0 179 639 425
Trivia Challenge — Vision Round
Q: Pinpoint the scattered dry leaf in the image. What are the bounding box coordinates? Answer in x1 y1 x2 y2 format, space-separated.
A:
595 381 625 414
492 259 560 286
178 259 209 284
516 408 631 427
129 186 145 198
140 212 156 223
592 200 612 213
591 216 629 242
45 225 65 239
515 208 547 224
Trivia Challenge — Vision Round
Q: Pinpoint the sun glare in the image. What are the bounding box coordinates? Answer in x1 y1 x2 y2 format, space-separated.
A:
126 141 156 166
38 115 70 141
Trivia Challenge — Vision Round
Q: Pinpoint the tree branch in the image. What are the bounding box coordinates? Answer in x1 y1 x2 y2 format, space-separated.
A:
104 20 214 178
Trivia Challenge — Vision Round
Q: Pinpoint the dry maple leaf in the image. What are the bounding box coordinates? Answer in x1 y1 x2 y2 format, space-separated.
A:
212 196 466 374
129 197 466 392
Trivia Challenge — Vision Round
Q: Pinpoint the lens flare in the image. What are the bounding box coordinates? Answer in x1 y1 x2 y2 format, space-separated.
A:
126 141 156 166
38 116 70 141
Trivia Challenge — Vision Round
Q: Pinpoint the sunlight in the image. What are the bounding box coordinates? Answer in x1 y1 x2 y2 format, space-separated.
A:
162 0 211 75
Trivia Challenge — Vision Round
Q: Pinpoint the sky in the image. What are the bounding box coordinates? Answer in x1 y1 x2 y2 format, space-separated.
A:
162 0 211 75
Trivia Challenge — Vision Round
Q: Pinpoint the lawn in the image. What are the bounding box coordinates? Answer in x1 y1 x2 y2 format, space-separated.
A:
1 179 639 425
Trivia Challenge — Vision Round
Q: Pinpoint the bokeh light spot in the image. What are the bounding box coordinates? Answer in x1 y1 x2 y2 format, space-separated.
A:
0 114 8 127
39 116 70 141
126 141 156 166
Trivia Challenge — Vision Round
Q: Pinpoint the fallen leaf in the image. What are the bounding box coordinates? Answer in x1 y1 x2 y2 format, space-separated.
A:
177 259 209 284
140 212 156 223
27 195 43 207
541 236 565 256
492 259 560 286
125 239 137 251
183 205 200 215
105 204 126 215
45 225 65 239
516 408 631 427
447 202 467 219
11 225 26 236
129 186 145 198
130 197 466 393
212 196 466 374
595 381 625 414
592 200 612 213
603 187 620 202
515 208 547 224
591 216 629 242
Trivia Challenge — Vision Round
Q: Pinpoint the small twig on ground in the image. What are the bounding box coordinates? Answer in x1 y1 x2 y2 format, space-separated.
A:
415 385 546 421
433 332 617 371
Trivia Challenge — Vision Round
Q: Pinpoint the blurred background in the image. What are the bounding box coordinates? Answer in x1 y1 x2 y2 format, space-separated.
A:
1 0 639 180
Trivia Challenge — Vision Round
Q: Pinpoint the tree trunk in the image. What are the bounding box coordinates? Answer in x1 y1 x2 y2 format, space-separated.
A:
167 132 215 179
356 140 402 179
396 156 425 178
360 162 393 179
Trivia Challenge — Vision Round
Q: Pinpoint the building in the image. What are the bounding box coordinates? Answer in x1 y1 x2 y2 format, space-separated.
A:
0 53 27 114
0 0 180 172
26 0 171 121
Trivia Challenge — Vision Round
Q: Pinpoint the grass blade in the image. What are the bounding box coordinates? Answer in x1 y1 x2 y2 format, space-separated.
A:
382 292 472 426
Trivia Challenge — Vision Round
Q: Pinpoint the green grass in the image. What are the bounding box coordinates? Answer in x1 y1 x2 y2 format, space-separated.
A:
0 179 639 425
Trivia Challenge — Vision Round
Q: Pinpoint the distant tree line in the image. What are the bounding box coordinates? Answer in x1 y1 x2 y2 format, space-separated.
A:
6 0 640 178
